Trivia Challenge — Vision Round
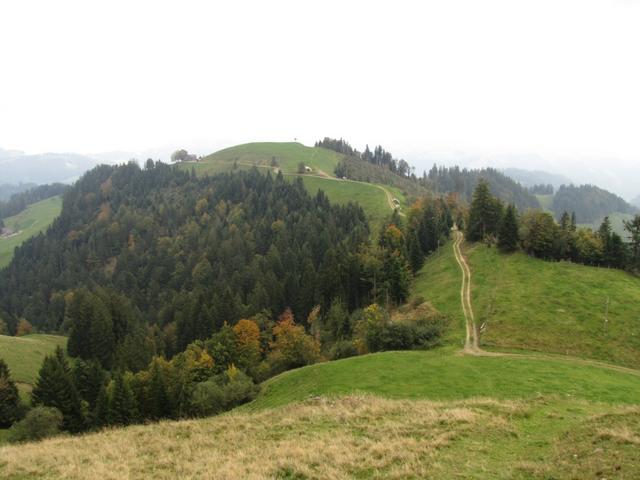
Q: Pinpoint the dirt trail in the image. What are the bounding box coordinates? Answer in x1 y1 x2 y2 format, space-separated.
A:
451 228 640 375
452 228 481 353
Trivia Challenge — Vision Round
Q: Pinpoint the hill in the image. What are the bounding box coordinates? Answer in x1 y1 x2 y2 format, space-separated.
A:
0 164 375 340
0 334 67 388
552 184 637 224
0 148 99 185
415 240 640 368
0 196 63 268
503 167 572 190
189 142 405 232
1 351 639 478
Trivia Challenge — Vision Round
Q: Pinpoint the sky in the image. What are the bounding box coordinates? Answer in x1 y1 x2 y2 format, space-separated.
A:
1 0 640 197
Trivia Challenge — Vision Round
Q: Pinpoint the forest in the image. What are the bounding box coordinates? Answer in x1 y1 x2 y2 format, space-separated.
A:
0 161 454 439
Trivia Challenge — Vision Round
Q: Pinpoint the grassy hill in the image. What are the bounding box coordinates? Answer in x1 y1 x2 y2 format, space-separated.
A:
1 350 639 479
188 142 404 233
0 196 62 268
415 240 640 368
0 334 67 388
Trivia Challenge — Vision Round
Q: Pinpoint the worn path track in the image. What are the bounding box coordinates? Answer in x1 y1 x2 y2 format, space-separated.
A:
451 228 640 376
452 228 480 353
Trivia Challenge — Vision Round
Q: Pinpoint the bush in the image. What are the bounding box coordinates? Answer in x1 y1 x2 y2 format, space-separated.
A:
328 340 358 360
190 369 258 417
8 407 63 443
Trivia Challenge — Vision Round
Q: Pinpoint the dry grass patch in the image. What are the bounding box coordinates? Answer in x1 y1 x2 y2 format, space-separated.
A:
0 395 524 480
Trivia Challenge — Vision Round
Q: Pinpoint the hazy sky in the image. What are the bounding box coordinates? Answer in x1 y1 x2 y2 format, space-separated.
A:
1 0 639 195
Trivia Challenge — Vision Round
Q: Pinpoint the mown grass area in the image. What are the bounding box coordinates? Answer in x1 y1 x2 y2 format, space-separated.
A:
300 176 393 235
0 196 62 268
534 193 553 212
417 239 640 367
1 394 638 479
188 142 398 233
0 334 67 386
199 142 344 176
246 350 640 411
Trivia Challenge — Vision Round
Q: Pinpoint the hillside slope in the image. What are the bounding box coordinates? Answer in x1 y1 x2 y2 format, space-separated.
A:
190 142 406 231
0 196 62 268
2 358 639 479
0 334 67 387
416 240 640 367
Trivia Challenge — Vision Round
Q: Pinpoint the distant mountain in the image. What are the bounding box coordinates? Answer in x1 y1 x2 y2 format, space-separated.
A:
502 168 572 190
553 184 638 224
0 148 101 185
0 182 37 202
632 195 640 208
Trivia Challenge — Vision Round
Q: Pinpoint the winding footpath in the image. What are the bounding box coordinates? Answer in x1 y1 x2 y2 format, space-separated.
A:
451 228 640 376
452 228 481 353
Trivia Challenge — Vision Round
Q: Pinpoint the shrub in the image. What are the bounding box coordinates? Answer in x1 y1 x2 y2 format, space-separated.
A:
190 369 258 417
15 318 33 336
8 406 63 443
328 340 358 360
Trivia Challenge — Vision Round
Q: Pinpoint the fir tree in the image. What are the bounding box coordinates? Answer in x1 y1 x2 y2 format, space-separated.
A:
109 372 138 426
407 228 425 273
467 180 502 241
498 204 519 252
31 347 85 432
0 358 23 427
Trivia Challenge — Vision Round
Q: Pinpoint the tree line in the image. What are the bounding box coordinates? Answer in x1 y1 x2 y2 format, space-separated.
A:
0 183 68 220
466 180 640 272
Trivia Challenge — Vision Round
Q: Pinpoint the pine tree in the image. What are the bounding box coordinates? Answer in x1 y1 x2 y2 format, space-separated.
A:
109 372 139 426
93 384 110 428
407 228 425 273
467 180 501 241
624 215 640 270
0 358 23 427
31 347 85 432
498 204 519 252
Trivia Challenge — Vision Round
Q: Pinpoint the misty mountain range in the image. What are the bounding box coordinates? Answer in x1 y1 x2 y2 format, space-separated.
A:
1 145 638 207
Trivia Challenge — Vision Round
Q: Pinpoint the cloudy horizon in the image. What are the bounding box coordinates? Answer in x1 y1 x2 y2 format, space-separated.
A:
2 0 639 198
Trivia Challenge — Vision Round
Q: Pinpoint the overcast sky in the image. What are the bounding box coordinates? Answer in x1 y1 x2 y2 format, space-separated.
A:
1 0 639 196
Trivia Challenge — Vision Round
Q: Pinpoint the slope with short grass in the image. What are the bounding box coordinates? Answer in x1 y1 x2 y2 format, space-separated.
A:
0 334 67 387
0 196 63 268
189 142 405 232
2 366 639 479
416 239 640 367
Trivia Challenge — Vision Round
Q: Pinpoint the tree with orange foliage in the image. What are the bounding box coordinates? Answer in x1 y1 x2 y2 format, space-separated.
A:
268 308 321 374
15 318 33 337
233 319 261 371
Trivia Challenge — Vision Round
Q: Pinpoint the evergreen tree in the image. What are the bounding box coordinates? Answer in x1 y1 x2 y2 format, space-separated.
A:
31 347 85 432
109 372 138 426
467 180 501 241
0 358 23 427
93 384 110 428
498 204 519 252
407 228 425 273
624 215 640 271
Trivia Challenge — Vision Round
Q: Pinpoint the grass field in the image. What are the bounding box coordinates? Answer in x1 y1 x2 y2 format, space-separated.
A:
247 349 640 411
578 211 634 240
1 370 638 479
416 239 640 367
199 142 345 176
0 196 62 267
0 334 67 386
